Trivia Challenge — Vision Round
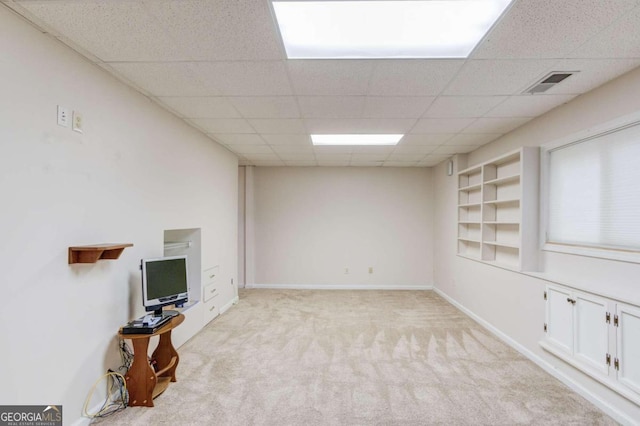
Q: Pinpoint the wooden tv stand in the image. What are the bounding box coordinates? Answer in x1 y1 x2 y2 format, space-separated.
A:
118 314 184 407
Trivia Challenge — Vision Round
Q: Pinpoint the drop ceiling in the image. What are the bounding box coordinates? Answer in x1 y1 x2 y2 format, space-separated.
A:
4 0 640 167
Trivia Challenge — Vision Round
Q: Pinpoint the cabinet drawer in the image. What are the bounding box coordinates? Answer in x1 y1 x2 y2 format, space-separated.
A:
203 298 220 323
203 265 219 285
203 281 220 302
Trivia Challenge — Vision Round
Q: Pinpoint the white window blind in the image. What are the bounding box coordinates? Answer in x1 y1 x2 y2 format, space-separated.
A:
548 123 640 252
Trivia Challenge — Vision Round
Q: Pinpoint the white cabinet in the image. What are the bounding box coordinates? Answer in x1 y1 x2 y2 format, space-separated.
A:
616 303 640 397
457 147 539 271
542 284 640 405
202 265 220 324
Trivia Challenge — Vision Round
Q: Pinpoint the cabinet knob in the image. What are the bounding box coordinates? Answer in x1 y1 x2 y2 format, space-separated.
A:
567 298 576 304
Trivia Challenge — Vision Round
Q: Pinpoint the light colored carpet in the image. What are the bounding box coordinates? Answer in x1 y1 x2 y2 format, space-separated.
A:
98 289 616 425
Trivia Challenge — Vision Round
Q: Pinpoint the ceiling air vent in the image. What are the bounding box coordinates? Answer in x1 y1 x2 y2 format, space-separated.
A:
524 72 576 94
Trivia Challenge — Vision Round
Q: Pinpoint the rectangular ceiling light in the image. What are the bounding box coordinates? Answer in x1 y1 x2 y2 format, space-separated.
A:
272 0 513 59
312 134 403 146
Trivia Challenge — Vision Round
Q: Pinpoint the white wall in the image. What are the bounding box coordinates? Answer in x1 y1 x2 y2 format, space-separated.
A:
251 167 433 288
0 6 237 424
433 66 640 423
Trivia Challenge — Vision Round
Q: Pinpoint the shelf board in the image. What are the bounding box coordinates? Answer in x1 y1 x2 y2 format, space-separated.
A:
459 221 481 225
483 198 520 205
458 183 482 192
68 243 133 264
458 237 481 244
484 174 520 186
458 202 482 208
483 221 520 225
483 241 520 249
458 165 482 175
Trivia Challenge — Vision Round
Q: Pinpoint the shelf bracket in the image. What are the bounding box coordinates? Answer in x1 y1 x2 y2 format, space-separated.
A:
68 243 133 264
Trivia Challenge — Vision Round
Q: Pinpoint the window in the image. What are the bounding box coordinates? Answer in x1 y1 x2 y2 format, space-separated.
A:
546 123 640 260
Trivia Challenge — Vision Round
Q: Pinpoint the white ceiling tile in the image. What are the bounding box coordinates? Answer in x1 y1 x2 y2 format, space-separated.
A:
225 145 274 155
315 154 353 161
351 146 396 154
277 152 315 161
569 6 640 59
400 134 455 145
18 1 184 62
248 118 307 134
305 119 416 134
351 153 391 162
485 94 576 118
229 97 300 119
298 97 365 118
109 62 213 96
287 60 375 95
191 62 292 96
391 145 438 155
425 96 507 118
349 162 384 167
432 145 477 155
146 0 284 61
444 134 502 146
277 153 317 162
242 153 282 161
317 160 350 166
270 145 315 154
383 162 420 167
444 60 558 96
386 153 427 162
542 59 640 95
474 0 638 59
313 146 355 154
462 117 531 134
368 60 464 96
411 118 475 134
158 97 240 118
210 134 266 145
188 118 255 133
362 97 434 118
248 119 307 134
261 134 312 145
284 161 317 167
419 155 452 167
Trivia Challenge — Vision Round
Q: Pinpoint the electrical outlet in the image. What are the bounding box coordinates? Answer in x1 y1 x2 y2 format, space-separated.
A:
72 111 83 133
344 268 349 274
57 105 70 127
368 267 373 274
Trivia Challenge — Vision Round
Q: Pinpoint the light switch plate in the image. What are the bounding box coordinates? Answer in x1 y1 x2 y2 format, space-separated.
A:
57 105 70 127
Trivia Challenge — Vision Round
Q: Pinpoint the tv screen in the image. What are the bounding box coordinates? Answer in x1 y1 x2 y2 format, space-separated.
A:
141 255 189 315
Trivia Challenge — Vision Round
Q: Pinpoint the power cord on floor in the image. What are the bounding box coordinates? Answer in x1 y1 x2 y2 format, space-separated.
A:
82 371 128 419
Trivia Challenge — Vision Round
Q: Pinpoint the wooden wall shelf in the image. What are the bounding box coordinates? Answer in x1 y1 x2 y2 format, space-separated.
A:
68 243 133 264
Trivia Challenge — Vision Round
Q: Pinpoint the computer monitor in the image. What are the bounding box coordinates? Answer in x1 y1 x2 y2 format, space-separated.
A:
141 255 189 316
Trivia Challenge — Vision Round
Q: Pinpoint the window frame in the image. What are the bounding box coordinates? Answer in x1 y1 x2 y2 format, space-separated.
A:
540 116 640 265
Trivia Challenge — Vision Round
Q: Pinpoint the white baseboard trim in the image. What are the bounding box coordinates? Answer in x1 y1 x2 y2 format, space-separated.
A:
70 401 102 426
245 283 433 291
220 295 239 314
433 287 637 426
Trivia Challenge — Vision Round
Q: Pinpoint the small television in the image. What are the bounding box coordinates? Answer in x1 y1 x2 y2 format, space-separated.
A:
141 255 189 317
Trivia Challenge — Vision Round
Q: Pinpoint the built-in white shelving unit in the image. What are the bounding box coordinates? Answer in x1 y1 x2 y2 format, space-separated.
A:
457 147 540 271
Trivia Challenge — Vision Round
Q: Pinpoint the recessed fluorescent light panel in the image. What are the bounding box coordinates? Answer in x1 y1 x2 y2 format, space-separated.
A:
312 134 403 146
272 0 513 59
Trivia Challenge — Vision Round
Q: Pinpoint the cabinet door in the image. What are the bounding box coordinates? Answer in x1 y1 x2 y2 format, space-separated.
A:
573 292 609 375
546 285 573 355
616 303 640 396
